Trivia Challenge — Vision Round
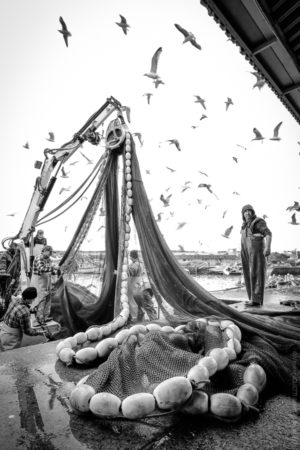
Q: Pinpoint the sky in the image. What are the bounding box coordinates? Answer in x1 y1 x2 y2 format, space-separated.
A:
0 0 299 253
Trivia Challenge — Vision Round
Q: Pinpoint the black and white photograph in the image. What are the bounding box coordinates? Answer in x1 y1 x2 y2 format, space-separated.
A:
0 1 299 449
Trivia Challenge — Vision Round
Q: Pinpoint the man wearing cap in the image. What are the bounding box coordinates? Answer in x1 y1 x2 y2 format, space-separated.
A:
241 204 272 307
0 287 46 351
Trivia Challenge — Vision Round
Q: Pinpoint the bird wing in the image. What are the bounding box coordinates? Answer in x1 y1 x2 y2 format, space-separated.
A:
174 23 189 38
191 40 202 50
150 47 162 74
59 16 67 32
120 14 127 24
63 34 69 47
273 121 283 138
80 151 91 162
49 132 54 141
253 128 263 139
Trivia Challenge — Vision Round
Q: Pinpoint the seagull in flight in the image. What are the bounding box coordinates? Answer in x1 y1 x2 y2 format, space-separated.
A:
236 144 247 151
198 170 208 177
286 201 300 212
121 105 131 123
167 139 181 151
222 210 227 219
115 14 130 35
232 191 240 195
6 212 17 217
153 79 165 89
250 71 266 90
80 151 93 164
23 141 30 149
160 193 172 207
174 24 202 50
177 222 187 230
270 121 283 141
132 132 143 146
225 97 233 111
166 166 176 173
143 93 153 105
46 132 55 142
181 185 191 193
156 212 163 222
144 47 163 80
200 114 207 121
232 156 238 163
289 213 299 225
58 16 72 47
59 187 71 195
194 96 206 109
61 167 69 178
222 225 233 238
69 160 79 166
252 128 265 141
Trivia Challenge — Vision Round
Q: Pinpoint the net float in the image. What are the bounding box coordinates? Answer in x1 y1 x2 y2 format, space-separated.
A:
236 383 259 406
161 326 174 333
243 364 266 393
95 337 118 358
198 356 218 376
146 323 162 331
64 336 78 348
208 348 230 371
220 320 234 330
210 393 242 419
187 365 210 388
74 332 88 345
115 328 131 344
86 327 101 341
89 392 121 418
101 323 112 337
227 324 242 341
70 384 96 413
128 324 147 335
223 346 237 361
58 347 75 366
121 393 156 419
227 338 242 354
180 390 209 415
75 347 98 364
56 340 72 356
153 376 192 410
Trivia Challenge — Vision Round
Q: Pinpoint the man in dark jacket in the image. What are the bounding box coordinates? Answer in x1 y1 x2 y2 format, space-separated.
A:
0 243 20 315
133 287 157 322
241 204 272 307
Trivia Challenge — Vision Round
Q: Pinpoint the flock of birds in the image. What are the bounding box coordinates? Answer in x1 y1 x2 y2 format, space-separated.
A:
13 10 299 250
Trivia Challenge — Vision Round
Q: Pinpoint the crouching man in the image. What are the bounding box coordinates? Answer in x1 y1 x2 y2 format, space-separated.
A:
0 287 46 351
133 286 157 322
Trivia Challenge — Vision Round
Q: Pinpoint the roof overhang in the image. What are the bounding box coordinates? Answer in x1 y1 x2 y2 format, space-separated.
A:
200 0 300 125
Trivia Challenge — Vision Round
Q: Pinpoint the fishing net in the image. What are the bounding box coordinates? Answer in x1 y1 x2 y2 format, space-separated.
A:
50 121 300 400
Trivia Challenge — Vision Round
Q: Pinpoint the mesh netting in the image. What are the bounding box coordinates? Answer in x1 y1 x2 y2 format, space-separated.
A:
85 322 299 404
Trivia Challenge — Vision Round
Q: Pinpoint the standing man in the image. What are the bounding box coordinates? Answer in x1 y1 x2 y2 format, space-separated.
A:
30 245 57 323
127 250 144 321
0 242 21 316
241 204 272 307
0 287 46 351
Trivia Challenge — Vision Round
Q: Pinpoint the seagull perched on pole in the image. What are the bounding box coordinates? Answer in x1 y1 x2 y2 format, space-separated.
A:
115 14 130 35
144 47 163 80
58 16 72 47
269 121 283 141
174 24 202 50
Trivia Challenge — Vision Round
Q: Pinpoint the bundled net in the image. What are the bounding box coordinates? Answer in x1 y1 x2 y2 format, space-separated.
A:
50 122 300 407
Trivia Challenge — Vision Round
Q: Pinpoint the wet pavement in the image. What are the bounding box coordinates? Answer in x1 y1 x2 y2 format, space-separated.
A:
0 336 299 449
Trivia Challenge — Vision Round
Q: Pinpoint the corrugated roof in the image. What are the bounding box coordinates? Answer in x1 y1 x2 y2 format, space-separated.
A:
200 0 300 125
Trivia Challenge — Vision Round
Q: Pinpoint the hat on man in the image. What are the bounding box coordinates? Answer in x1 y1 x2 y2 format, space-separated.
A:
22 287 37 300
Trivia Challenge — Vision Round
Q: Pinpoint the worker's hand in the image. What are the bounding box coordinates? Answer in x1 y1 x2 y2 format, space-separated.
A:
264 248 271 257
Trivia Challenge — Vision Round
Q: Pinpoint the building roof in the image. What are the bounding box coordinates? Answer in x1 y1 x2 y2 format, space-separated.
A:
200 0 300 125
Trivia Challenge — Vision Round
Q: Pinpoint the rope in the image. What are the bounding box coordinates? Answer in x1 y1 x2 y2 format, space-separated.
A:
36 154 105 225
